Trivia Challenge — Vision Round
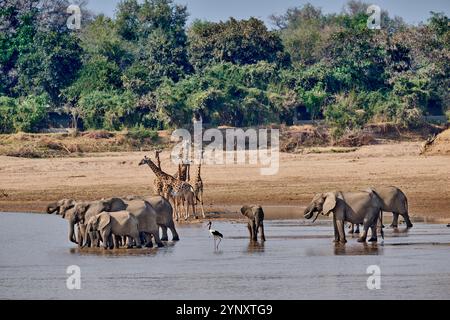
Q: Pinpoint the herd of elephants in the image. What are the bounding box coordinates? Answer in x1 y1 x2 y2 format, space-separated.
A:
46 154 413 249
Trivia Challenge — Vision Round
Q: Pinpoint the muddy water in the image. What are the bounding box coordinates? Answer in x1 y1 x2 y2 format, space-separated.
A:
0 213 449 300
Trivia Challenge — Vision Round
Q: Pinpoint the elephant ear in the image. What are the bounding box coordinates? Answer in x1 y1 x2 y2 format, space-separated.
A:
98 214 111 231
240 205 251 216
103 198 126 211
322 193 337 215
75 203 90 223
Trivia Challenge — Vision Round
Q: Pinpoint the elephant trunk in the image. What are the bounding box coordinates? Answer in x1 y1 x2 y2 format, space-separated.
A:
83 223 92 247
68 221 77 244
304 204 315 219
47 203 59 214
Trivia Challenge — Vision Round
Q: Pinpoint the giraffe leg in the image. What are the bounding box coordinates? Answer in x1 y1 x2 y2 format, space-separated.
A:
199 191 205 219
191 194 197 220
184 196 189 221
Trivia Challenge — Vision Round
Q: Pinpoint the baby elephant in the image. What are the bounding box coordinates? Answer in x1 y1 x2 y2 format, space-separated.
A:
85 211 141 249
241 205 266 242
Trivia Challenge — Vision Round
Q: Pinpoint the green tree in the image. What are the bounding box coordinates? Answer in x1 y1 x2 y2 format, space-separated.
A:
13 94 50 133
188 18 289 71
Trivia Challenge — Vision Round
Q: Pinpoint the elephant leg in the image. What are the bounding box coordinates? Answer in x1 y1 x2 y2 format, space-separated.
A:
251 221 257 242
402 213 413 228
358 219 371 243
336 220 347 244
126 236 133 249
247 223 253 240
169 222 180 241
79 224 87 247
133 232 142 249
161 225 169 241
348 223 354 234
152 230 165 248
76 225 83 248
108 234 114 249
101 231 109 249
391 213 399 228
144 233 153 248
355 224 360 234
113 235 119 249
368 225 378 242
333 216 340 243
260 223 266 242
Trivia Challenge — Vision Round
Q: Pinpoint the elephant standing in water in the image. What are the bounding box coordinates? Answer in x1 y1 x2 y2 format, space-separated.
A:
349 186 413 234
47 199 78 243
368 187 413 229
144 196 180 241
125 195 180 241
84 211 142 249
48 198 127 246
304 191 383 244
241 205 266 242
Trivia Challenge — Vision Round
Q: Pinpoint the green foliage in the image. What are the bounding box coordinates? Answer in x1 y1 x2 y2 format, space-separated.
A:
13 94 50 133
0 1 448 134
126 125 158 142
0 96 17 133
78 91 137 131
188 18 289 70
156 62 283 127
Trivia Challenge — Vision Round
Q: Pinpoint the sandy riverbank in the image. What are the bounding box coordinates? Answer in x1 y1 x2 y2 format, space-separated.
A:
0 141 449 222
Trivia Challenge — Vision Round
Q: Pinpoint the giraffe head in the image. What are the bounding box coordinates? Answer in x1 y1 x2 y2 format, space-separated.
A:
138 155 151 166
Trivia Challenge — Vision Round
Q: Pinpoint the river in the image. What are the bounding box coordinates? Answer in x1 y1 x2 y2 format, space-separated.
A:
0 213 449 300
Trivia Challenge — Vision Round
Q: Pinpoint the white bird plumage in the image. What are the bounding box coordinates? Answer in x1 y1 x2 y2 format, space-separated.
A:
207 221 223 250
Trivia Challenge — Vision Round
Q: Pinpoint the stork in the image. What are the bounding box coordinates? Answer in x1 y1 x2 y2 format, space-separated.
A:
207 221 223 250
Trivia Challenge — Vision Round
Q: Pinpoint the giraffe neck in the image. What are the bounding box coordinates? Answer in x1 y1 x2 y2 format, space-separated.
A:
195 163 202 181
156 154 161 170
146 159 172 181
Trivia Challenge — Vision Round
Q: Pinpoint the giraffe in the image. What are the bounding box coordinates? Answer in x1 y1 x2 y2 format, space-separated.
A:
173 146 190 182
190 160 205 218
139 156 196 221
153 150 164 196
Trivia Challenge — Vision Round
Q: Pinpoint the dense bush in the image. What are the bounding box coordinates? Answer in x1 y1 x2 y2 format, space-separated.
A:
0 97 16 134
0 1 448 135
0 95 49 133
78 91 137 130
126 125 159 142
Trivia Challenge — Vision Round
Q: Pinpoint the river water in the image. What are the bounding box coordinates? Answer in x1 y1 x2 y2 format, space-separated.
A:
0 212 449 300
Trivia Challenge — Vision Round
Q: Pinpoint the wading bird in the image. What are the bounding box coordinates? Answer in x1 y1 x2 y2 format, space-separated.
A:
207 221 223 250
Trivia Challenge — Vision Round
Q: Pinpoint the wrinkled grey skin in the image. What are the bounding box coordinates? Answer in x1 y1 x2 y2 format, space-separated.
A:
241 205 266 242
366 187 413 229
304 192 383 244
350 186 413 235
47 199 78 243
125 195 179 241
69 198 128 247
85 212 141 249
123 199 164 248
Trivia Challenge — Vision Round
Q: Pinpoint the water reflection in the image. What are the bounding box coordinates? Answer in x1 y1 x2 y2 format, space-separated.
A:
333 243 382 256
1 213 450 300
246 241 265 254
70 247 160 256
69 241 177 256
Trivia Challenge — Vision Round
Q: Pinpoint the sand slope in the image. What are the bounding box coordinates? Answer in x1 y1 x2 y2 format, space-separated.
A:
0 141 449 221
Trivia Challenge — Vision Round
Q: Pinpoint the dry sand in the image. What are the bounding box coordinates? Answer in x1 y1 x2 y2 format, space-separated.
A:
0 141 449 222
